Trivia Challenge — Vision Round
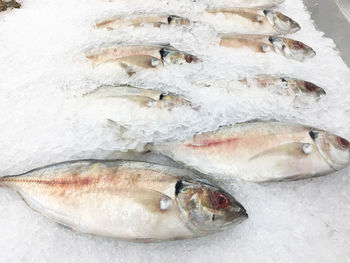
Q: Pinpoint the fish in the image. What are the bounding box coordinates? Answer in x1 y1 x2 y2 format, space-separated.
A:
149 121 350 182
83 85 194 110
0 0 20 12
85 44 199 76
207 0 285 8
219 34 316 61
95 14 191 30
204 8 300 35
238 76 326 104
0 160 247 241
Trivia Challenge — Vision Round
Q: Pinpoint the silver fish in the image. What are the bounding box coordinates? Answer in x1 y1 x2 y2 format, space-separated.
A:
85 44 199 76
0 160 247 241
95 14 190 30
219 34 316 61
207 0 285 8
150 121 350 182
0 0 20 12
204 8 300 35
238 76 326 103
83 85 194 110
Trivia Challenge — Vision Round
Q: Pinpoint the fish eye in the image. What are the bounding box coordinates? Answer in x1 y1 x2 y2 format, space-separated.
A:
185 55 194 63
211 191 230 209
309 130 318 140
159 94 165 100
292 41 304 49
337 137 350 149
167 16 173 24
304 82 318 92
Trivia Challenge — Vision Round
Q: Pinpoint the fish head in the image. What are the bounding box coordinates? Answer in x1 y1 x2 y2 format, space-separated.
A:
268 37 316 61
167 15 191 26
264 10 300 34
310 129 350 170
175 180 247 235
294 80 326 99
160 47 199 65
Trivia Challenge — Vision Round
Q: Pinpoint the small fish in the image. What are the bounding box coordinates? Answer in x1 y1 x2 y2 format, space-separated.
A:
83 85 194 110
207 0 285 8
0 160 247 241
95 14 190 30
204 8 300 35
219 34 316 61
85 44 199 76
238 76 326 103
149 121 350 182
0 0 20 12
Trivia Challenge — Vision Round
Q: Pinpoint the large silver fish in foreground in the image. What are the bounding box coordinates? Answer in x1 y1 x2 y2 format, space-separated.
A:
209 0 285 8
0 0 20 12
219 34 316 61
0 160 247 241
204 8 300 35
95 14 190 30
150 121 350 182
238 76 326 104
83 85 194 110
86 45 199 76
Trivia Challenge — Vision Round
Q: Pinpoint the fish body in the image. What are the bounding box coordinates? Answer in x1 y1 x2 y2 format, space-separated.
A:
84 85 193 110
85 45 199 75
95 14 190 30
0 160 247 241
150 121 350 182
238 76 326 104
204 8 300 35
219 34 316 61
0 0 20 12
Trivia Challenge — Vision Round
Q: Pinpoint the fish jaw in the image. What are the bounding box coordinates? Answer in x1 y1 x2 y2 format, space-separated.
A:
291 79 326 103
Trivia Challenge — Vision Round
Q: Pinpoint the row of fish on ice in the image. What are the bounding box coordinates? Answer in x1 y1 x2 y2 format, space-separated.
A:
1 0 349 243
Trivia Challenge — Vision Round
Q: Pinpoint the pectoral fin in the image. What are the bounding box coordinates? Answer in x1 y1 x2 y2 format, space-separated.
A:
249 142 308 161
118 55 161 69
128 189 173 213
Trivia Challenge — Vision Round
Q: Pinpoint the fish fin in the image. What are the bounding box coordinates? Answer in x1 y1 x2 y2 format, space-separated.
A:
83 85 135 98
118 55 161 69
105 119 131 134
119 62 136 76
128 189 174 213
105 150 150 160
249 142 306 161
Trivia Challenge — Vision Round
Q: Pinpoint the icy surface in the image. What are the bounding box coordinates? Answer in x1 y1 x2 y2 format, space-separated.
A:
0 0 349 262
